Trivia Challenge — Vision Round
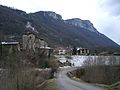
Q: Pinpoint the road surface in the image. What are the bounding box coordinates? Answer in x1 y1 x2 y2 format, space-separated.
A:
56 67 107 90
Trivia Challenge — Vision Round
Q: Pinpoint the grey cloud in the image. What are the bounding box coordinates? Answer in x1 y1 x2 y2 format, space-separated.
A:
105 0 120 5
100 0 120 16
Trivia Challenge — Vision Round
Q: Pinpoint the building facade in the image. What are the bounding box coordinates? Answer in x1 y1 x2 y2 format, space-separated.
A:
78 48 90 55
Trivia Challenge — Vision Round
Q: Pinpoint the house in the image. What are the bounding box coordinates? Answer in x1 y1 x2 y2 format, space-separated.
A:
54 47 66 55
99 52 109 55
58 49 66 55
0 41 20 54
113 52 120 56
77 47 90 55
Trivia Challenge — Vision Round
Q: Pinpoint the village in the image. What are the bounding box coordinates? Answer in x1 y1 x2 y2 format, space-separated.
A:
0 22 91 58
1 31 120 57
0 3 120 90
0 34 90 56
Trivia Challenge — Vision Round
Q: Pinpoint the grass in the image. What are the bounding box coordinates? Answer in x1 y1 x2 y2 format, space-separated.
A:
37 79 58 90
109 81 120 90
72 77 80 81
47 79 58 90
96 81 120 90
67 72 83 82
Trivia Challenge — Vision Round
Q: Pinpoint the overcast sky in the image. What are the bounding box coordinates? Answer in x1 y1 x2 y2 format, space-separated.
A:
0 0 120 45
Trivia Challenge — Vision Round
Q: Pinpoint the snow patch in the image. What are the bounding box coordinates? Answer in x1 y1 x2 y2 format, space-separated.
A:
26 21 38 33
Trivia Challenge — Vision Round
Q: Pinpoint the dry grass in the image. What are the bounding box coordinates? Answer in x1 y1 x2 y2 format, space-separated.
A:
96 81 120 90
36 79 57 90
0 68 51 90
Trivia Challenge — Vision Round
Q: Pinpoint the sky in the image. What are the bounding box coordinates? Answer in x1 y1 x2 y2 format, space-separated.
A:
0 0 120 45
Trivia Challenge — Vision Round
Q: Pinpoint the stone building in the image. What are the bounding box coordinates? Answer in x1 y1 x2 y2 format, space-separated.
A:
22 32 36 50
22 21 52 56
34 38 48 48
22 31 53 57
22 31 49 51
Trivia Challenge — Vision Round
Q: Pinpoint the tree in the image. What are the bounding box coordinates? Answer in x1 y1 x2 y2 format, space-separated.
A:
72 46 77 55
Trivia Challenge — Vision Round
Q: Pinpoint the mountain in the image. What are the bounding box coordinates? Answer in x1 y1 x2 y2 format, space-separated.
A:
0 5 120 53
65 18 98 33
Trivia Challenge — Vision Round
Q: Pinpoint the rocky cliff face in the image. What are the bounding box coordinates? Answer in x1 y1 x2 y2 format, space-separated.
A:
36 11 62 20
41 12 98 33
65 18 98 33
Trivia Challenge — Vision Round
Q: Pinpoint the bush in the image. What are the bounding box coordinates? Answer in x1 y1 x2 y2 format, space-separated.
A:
80 65 120 84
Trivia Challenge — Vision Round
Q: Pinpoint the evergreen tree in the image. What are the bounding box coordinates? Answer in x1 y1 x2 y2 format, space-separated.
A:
72 46 77 55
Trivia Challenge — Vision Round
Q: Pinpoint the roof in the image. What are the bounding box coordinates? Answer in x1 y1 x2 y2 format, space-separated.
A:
77 47 88 50
113 52 120 55
40 46 52 49
1 42 19 45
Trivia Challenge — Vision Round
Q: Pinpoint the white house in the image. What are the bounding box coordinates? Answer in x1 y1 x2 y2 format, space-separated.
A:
58 49 66 55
